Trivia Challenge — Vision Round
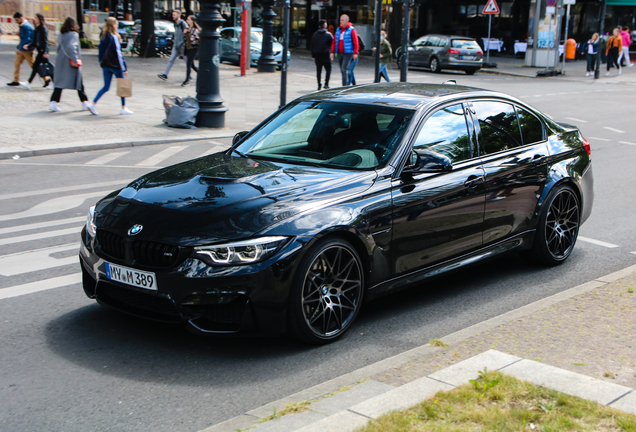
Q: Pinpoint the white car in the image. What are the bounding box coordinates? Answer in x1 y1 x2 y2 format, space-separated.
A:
219 27 290 67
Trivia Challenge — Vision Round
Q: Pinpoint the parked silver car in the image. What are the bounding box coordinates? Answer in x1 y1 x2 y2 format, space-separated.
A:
219 27 291 67
396 35 483 75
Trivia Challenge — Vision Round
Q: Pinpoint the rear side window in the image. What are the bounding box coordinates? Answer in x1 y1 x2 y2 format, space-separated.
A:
452 39 481 50
516 107 544 144
437 38 448 47
414 104 472 163
427 37 440 47
473 101 522 155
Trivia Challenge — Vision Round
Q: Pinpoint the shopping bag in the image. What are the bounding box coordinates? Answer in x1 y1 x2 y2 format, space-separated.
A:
116 78 133 98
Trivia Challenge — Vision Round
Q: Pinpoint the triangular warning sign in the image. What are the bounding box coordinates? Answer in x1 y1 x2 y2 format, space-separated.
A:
483 0 500 14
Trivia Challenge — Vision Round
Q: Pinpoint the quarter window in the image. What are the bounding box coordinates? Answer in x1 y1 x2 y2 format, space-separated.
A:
516 107 544 144
473 101 522 155
413 104 472 163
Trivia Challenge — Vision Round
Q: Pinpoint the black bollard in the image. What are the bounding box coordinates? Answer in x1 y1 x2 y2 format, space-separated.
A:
258 0 277 73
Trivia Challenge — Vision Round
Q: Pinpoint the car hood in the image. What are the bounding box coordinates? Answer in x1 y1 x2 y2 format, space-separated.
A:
94 153 377 245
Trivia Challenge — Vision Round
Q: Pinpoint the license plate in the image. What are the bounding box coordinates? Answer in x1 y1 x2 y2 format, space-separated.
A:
462 55 476 60
105 262 157 290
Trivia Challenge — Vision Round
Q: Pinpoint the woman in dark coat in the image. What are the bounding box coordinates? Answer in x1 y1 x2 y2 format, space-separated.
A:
22 13 53 89
49 17 89 112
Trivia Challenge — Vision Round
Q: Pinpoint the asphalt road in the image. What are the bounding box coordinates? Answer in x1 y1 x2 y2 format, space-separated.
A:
1 63 635 432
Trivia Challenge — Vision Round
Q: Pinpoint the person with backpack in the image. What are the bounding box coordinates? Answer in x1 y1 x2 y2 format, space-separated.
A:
157 10 188 81
21 13 53 90
330 14 359 86
182 14 200 87
347 33 365 85
310 19 333 90
85 17 133 115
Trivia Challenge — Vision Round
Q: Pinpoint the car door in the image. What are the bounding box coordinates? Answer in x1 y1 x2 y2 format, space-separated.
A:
469 100 549 245
391 103 486 276
410 36 428 66
421 36 439 66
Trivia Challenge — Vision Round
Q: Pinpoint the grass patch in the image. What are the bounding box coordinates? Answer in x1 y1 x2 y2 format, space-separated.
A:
430 339 449 348
258 401 312 423
354 370 636 432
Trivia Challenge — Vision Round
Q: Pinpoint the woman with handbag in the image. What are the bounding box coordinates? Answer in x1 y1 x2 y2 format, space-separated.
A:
49 17 89 112
86 17 132 115
21 13 53 90
182 15 200 87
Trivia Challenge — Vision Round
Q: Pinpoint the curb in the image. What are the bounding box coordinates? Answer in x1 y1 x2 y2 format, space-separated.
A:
0 135 236 160
200 263 636 432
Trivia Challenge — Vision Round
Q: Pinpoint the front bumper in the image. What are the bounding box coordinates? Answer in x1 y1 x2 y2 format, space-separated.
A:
79 231 304 336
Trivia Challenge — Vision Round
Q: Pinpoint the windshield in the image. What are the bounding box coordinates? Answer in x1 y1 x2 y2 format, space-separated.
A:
250 31 263 43
452 39 481 49
235 102 413 170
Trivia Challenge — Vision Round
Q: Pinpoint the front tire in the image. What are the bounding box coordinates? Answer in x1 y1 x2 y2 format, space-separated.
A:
531 185 580 265
288 238 364 344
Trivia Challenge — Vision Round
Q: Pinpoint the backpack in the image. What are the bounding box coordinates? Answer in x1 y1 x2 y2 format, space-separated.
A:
358 35 365 51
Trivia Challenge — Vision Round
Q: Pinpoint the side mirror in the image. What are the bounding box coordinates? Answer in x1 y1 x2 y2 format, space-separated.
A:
404 150 453 174
232 131 249 145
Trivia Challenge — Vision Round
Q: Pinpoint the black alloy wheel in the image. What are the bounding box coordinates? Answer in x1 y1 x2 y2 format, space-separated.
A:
429 57 440 73
289 238 364 344
532 185 580 265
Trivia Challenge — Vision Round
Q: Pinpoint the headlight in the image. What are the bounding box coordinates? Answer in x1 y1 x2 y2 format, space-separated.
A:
86 205 97 237
195 236 287 266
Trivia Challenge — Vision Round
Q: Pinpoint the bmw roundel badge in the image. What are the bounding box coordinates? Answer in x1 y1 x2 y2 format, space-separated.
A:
128 224 143 236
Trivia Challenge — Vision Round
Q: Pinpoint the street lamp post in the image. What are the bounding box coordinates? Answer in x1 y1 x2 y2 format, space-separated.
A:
195 0 228 128
400 0 411 82
258 0 277 72
595 0 607 79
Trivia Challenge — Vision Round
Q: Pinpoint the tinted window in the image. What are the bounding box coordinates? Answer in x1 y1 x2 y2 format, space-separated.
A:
516 107 544 144
413 104 472 163
452 39 481 50
473 101 522 155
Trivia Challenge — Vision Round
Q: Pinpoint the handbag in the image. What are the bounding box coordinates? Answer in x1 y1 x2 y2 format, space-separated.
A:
37 60 54 78
116 77 133 98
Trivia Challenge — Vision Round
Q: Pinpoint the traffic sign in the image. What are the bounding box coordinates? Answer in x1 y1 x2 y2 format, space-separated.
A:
546 0 557 6
483 0 500 14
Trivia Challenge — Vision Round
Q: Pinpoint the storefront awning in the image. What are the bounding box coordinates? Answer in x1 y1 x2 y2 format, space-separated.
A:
606 0 636 5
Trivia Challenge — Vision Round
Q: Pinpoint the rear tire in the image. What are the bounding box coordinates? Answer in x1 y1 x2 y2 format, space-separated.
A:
429 57 441 73
288 238 364 344
531 185 580 266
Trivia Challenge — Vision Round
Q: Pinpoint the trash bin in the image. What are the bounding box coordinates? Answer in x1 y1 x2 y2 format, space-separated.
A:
566 38 577 60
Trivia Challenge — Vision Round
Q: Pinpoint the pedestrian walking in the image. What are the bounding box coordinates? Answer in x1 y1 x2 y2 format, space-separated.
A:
310 19 332 90
605 28 622 76
581 32 599 76
373 30 392 82
330 14 359 87
157 10 188 81
21 13 53 90
7 12 34 87
85 17 133 115
182 15 200 87
618 26 632 67
49 17 89 112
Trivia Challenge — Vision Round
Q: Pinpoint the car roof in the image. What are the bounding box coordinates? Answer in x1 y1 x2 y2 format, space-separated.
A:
295 82 497 109
419 34 476 40
221 27 262 32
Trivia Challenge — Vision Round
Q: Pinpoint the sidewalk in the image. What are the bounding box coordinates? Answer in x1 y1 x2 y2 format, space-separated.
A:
203 265 636 432
2 35 636 160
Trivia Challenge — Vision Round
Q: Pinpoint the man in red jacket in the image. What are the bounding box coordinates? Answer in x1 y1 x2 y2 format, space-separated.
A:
330 14 359 86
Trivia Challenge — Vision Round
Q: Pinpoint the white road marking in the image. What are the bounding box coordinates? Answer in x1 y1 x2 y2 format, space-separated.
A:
0 243 79 276
0 227 82 246
0 273 82 300
0 180 130 201
578 236 620 248
0 216 85 235
136 146 187 166
198 145 227 157
603 127 625 134
619 141 636 146
565 117 588 123
588 137 611 141
85 151 130 165
0 191 110 222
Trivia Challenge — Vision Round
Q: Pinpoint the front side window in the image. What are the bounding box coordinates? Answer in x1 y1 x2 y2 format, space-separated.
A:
473 101 522 155
235 102 413 170
414 37 429 47
413 104 472 164
516 107 544 144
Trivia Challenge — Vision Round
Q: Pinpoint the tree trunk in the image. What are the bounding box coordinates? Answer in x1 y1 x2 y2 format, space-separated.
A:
140 0 156 58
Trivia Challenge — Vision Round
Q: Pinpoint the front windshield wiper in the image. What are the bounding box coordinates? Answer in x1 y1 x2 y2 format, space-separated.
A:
227 147 249 158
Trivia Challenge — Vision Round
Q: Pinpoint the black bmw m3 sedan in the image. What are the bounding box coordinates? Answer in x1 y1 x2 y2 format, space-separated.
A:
79 83 594 344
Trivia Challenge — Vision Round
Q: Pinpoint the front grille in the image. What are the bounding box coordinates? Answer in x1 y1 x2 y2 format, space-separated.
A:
132 240 179 267
97 281 182 321
97 230 126 260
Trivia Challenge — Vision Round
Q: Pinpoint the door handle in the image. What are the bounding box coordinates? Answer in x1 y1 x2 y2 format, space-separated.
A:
531 154 546 165
464 175 484 188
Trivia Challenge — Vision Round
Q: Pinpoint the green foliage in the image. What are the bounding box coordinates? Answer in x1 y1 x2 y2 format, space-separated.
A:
469 368 500 392
80 38 94 49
